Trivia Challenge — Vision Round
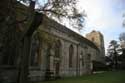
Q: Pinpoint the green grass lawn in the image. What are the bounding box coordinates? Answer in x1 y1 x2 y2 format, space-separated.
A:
39 71 125 83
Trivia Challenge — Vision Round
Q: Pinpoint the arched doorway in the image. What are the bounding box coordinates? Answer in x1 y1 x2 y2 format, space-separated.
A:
80 51 84 75
45 44 52 80
87 54 92 74
54 40 62 78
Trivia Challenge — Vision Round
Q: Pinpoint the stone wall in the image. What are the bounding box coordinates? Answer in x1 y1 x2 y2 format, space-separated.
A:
0 2 100 82
28 15 100 81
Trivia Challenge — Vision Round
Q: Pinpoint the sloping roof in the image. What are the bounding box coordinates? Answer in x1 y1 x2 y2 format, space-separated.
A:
41 14 99 51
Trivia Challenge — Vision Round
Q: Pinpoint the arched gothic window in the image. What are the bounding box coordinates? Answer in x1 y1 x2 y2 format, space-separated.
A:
80 51 84 66
87 54 91 61
69 45 73 68
55 40 61 58
30 35 40 66
92 37 95 42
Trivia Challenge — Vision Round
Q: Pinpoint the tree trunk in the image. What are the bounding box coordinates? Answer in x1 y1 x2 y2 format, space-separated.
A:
18 36 32 83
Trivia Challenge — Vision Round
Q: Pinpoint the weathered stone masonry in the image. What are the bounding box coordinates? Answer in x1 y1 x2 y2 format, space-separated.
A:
29 15 100 81
0 2 101 82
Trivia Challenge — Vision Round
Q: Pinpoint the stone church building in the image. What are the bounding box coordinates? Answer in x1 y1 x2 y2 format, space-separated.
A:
0 1 105 83
28 16 104 81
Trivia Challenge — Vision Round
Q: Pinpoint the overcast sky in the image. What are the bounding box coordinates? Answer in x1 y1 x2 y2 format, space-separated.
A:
75 0 125 53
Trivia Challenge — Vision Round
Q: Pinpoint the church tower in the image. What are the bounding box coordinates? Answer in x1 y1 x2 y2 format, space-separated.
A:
86 30 105 62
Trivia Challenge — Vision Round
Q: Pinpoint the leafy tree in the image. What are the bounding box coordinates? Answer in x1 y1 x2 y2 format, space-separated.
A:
105 56 113 70
107 40 121 70
119 32 125 41
18 0 86 30
119 32 125 49
119 32 125 68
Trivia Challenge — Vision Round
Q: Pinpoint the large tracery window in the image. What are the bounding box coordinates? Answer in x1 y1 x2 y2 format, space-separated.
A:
69 45 74 68
87 54 91 62
80 51 84 66
92 37 95 41
30 35 40 66
55 40 61 58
